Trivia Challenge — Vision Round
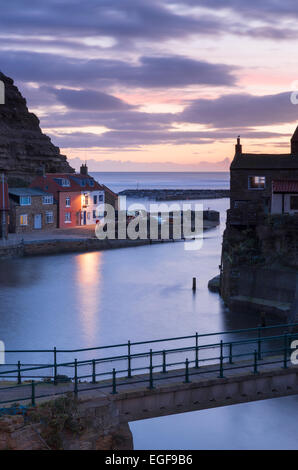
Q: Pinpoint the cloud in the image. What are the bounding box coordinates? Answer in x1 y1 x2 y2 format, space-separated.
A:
0 51 236 89
49 129 287 150
69 156 231 172
46 87 134 111
0 0 221 42
179 92 298 127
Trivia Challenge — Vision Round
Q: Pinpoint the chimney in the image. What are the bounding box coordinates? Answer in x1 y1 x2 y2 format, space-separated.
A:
80 162 88 176
235 135 242 155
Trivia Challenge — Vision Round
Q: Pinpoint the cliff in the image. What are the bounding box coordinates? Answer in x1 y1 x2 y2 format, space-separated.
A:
0 72 74 185
219 215 298 321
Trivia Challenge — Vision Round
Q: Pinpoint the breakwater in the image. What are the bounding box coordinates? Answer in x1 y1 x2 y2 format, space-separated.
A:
118 189 230 200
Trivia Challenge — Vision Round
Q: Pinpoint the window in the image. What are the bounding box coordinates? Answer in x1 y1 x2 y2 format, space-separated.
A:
87 212 91 220
89 179 94 187
98 194 104 202
42 195 53 205
65 212 71 222
93 210 97 218
290 196 298 210
54 178 70 187
65 197 71 207
248 176 266 189
20 196 31 206
20 214 28 226
93 195 97 204
83 195 89 206
45 211 54 224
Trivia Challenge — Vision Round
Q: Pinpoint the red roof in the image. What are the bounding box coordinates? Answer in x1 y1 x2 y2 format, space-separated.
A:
273 180 298 193
30 173 104 196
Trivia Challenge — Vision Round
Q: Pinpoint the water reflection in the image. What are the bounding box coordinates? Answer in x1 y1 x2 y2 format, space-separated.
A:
75 252 103 346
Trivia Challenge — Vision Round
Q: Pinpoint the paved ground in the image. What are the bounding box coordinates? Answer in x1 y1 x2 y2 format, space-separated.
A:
0 220 218 246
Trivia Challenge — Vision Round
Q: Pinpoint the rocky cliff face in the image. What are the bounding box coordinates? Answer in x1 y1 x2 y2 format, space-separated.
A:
0 72 74 184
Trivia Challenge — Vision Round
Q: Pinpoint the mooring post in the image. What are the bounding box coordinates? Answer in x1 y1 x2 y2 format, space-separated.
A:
192 277 197 292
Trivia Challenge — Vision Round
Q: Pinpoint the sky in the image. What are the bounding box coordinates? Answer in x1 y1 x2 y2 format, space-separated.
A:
1 0 298 171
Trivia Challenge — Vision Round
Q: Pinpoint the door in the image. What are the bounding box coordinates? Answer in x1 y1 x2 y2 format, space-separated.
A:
34 214 42 229
83 211 87 225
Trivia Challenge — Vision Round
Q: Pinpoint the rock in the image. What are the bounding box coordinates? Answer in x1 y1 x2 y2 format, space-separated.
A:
0 72 74 183
208 275 221 293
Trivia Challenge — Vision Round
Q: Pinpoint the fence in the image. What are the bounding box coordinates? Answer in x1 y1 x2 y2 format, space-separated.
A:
0 322 297 407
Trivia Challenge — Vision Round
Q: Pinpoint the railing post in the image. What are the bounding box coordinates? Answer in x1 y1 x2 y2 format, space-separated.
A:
92 360 96 384
253 350 258 374
218 340 224 378
54 347 57 385
257 327 262 360
148 349 155 389
31 380 36 407
195 332 199 368
17 361 21 385
112 368 117 394
229 343 233 364
283 334 288 369
74 359 78 399
127 340 132 378
162 350 167 373
184 358 190 383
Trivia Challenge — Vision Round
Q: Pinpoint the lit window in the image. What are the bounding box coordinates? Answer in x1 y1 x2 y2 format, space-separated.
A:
248 176 266 189
65 212 71 222
42 195 53 205
45 211 54 224
20 214 28 226
65 197 71 207
20 196 31 206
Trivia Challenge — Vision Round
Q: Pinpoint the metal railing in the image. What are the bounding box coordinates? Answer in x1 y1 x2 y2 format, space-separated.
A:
0 322 297 407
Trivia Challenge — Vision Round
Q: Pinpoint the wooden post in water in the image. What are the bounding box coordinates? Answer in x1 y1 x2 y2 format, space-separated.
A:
192 277 197 292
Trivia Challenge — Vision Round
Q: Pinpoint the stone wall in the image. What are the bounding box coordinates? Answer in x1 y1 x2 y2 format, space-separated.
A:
220 216 298 319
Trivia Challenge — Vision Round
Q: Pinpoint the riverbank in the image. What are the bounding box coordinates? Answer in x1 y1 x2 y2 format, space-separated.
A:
118 189 230 200
0 217 219 259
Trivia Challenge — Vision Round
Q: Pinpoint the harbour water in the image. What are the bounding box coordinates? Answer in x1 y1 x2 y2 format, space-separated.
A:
0 172 298 449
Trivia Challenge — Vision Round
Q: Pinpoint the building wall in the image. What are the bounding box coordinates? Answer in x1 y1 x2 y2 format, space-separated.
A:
230 169 298 212
272 193 298 215
9 197 57 233
58 192 81 228
80 190 105 225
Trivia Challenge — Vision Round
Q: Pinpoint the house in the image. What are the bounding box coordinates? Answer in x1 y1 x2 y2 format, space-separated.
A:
30 164 114 228
8 188 57 233
271 180 298 215
0 172 9 239
228 129 298 226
